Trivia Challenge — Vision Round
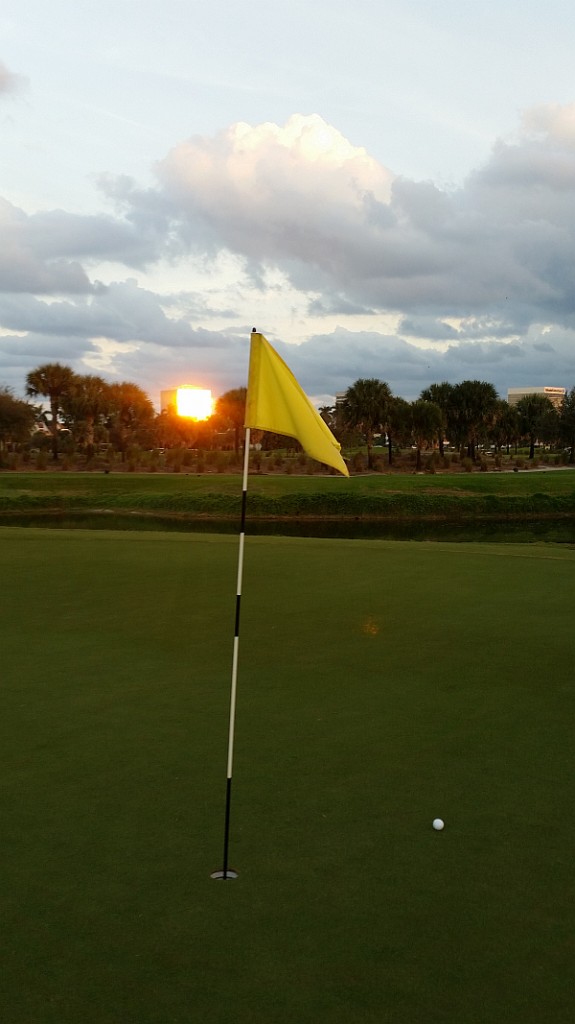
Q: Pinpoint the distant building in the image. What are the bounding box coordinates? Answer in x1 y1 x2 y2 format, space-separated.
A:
160 386 213 419
507 386 565 409
160 389 177 412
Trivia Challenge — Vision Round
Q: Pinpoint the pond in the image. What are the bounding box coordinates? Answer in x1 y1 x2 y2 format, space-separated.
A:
1 510 574 544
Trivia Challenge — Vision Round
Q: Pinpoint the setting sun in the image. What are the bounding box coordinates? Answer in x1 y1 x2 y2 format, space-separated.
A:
176 387 213 420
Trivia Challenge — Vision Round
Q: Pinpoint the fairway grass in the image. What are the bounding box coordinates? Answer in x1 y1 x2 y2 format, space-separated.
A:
1 528 574 1023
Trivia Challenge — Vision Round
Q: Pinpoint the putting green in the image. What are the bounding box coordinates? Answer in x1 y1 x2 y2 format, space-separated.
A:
1 528 574 1024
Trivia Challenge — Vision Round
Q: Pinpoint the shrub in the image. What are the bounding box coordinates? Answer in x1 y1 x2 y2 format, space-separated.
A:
126 445 142 468
461 457 473 473
166 447 185 472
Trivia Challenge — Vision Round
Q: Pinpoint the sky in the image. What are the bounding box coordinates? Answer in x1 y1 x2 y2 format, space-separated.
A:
2 0 575 409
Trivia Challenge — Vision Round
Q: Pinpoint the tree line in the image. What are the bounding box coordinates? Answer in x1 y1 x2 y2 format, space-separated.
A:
1 363 574 468
331 378 575 469
0 364 250 464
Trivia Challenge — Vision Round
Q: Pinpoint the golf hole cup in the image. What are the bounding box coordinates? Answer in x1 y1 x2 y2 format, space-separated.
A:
432 818 445 830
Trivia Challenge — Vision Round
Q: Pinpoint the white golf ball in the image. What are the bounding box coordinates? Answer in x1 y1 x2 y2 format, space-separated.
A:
432 818 445 830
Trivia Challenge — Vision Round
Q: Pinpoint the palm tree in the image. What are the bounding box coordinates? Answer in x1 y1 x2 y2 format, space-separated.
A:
420 382 453 456
61 374 111 459
559 386 575 464
490 400 520 454
447 380 498 460
410 399 443 471
107 382 155 460
341 378 391 469
386 396 412 465
318 405 336 431
26 363 76 459
516 393 554 459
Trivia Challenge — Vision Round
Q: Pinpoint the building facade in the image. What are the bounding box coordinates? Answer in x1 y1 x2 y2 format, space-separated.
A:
507 387 565 409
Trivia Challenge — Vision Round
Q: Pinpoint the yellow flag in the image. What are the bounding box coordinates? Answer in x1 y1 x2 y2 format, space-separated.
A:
245 332 349 476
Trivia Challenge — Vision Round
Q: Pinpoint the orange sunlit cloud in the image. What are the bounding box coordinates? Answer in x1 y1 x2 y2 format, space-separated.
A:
176 387 213 419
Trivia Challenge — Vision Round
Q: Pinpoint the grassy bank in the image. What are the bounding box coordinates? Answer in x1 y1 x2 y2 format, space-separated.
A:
1 528 574 1023
1 469 575 520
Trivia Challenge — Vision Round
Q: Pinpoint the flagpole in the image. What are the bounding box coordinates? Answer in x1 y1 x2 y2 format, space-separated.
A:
211 423 251 880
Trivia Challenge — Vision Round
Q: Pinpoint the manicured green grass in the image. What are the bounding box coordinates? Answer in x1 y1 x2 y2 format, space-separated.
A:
1 528 574 1022
2 467 575 497
1 469 575 521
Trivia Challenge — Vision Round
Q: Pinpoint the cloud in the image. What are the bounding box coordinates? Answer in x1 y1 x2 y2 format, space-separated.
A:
0 279 250 405
155 113 394 270
0 198 170 294
3 107 575 404
139 108 575 326
8 105 575 326
398 316 460 341
0 280 233 347
286 325 575 402
0 61 27 96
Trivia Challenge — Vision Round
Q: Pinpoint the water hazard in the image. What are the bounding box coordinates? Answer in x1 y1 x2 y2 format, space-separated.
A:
1 510 574 544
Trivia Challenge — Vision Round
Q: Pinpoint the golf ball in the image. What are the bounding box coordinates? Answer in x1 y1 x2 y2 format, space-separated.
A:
432 818 445 830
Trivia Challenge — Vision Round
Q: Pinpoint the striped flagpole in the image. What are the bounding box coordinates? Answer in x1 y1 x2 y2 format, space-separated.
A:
211 423 251 880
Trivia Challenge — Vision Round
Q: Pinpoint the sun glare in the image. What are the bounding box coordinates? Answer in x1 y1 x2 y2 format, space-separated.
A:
176 387 213 420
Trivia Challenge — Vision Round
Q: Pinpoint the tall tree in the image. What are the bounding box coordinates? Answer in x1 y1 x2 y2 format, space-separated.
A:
26 363 76 459
447 381 498 460
516 393 554 459
61 374 111 458
410 399 443 471
490 400 520 454
420 382 453 456
215 387 247 454
386 396 412 465
341 378 392 469
0 387 36 448
558 386 575 464
318 405 336 432
106 382 155 459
